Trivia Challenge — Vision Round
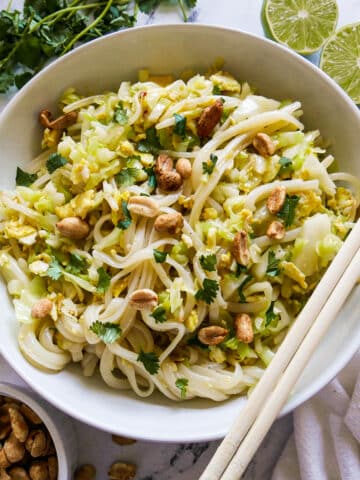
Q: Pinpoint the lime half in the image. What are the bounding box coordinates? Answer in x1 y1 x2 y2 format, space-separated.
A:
264 0 338 54
320 23 360 104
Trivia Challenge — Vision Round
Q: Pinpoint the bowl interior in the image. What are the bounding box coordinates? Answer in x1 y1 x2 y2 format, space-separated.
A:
0 25 359 442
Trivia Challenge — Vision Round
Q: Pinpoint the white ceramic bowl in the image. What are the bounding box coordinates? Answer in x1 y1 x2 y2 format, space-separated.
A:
0 382 77 479
0 25 359 442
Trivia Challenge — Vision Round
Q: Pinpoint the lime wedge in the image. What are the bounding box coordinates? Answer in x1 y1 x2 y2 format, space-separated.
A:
320 23 360 104
264 0 338 54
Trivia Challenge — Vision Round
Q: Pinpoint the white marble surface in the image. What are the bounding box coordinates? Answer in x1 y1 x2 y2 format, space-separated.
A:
1 0 360 478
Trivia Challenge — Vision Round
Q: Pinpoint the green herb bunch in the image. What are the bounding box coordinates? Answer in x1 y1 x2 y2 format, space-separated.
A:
0 0 197 94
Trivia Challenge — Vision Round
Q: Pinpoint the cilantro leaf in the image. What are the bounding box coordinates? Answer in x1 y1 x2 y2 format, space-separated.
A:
153 249 167 263
137 127 161 154
137 350 160 375
66 253 88 275
277 195 300 227
265 301 280 327
199 254 217 272
114 102 128 125
278 157 293 177
0 72 14 93
115 167 141 187
266 251 281 277
144 166 157 190
137 0 161 13
15 167 37 187
97 267 111 294
90 321 121 344
195 278 219 304
212 85 222 95
14 71 33 89
46 153 67 174
235 263 248 277
187 334 209 350
117 200 132 230
151 306 167 323
202 153 218 175
237 275 253 303
175 378 188 399
174 113 186 138
47 258 63 281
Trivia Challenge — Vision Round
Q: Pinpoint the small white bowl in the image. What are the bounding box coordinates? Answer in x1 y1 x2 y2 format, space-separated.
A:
0 382 77 479
0 24 359 442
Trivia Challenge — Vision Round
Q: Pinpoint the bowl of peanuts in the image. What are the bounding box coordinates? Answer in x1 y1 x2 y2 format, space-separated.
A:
0 383 77 480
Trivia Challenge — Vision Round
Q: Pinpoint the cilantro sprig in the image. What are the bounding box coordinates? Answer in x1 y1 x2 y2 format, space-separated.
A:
117 200 132 230
266 251 281 277
151 306 167 323
199 254 217 272
173 113 186 138
46 153 67 174
113 102 128 125
90 321 121 344
202 153 218 175
115 167 141 187
15 167 37 187
153 249 167 263
137 350 160 375
175 378 188 399
237 275 253 303
97 267 111 294
265 301 280 327
277 195 300 227
195 279 219 304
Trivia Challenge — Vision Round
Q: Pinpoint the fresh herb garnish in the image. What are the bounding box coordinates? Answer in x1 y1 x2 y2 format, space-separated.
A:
237 275 253 303
173 113 186 138
0 2 197 94
195 278 219 304
66 253 88 275
235 263 248 277
187 334 209 350
137 350 160 375
175 378 188 399
46 153 67 174
202 153 218 175
212 85 222 95
117 200 132 230
265 301 279 327
15 167 37 187
46 258 63 281
278 157 293 177
199 254 217 272
137 127 161 154
151 306 167 323
97 267 111 294
277 195 300 227
115 167 141 187
113 101 128 125
266 251 281 277
90 321 121 344
144 166 157 190
153 249 167 263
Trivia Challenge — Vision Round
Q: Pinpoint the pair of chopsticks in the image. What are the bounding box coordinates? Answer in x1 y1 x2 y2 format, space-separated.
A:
201 219 360 480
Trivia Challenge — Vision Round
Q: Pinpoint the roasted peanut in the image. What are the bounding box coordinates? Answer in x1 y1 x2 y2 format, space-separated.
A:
198 326 228 346
108 462 136 480
74 464 96 480
252 133 276 156
0 468 11 480
266 221 285 240
129 289 158 310
154 212 184 235
232 230 250 266
155 154 173 175
197 100 223 138
234 314 254 343
267 186 286 214
112 435 136 445
19 405 42 426
47 456 57 480
176 158 192 179
0 449 10 469
157 171 183 192
28 461 48 480
8 466 30 480
4 433 25 463
39 109 77 130
31 299 53 320
127 196 159 218
56 217 90 239
8 408 28 443
25 431 47 458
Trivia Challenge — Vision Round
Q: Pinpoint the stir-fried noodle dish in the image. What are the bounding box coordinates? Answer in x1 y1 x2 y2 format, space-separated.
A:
0 70 359 401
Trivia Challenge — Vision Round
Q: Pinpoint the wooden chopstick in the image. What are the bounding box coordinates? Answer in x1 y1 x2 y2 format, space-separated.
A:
200 219 360 480
221 246 360 479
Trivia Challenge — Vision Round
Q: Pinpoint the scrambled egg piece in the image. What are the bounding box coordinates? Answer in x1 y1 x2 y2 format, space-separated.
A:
41 128 62 149
281 261 308 290
55 190 103 219
296 190 323 220
185 310 198 332
327 187 357 221
210 71 241 93
4 222 36 240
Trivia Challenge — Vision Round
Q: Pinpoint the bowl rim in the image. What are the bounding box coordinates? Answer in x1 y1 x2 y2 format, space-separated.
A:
0 23 360 442
0 382 71 475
